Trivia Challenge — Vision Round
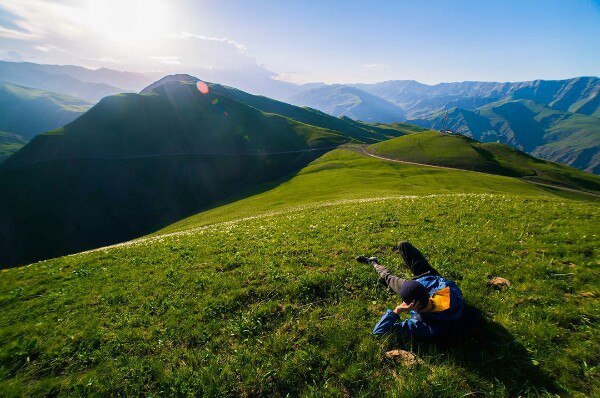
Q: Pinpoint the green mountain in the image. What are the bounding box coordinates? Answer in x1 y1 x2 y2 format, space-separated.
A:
0 81 92 140
0 75 409 268
0 147 597 396
0 131 27 162
289 84 407 122
368 131 600 193
410 100 600 173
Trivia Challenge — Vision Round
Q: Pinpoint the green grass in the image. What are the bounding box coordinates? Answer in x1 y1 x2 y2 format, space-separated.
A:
158 149 553 235
369 131 600 193
1 149 598 396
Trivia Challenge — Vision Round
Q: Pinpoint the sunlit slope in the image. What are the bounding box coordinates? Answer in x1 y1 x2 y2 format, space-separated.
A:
159 149 554 234
369 131 600 192
0 181 597 395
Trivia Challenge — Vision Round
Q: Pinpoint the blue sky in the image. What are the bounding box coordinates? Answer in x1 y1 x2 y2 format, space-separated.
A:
0 0 599 84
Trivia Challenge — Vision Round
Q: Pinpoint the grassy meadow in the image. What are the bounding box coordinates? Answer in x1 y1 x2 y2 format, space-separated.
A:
0 149 598 397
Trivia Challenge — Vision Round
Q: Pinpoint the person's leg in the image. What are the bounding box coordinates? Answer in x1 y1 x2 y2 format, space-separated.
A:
397 241 440 277
373 262 406 295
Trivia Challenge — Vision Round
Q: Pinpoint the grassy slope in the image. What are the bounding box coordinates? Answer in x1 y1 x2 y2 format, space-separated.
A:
1 149 598 397
369 131 600 193
0 82 92 139
160 149 551 234
410 99 600 173
207 83 409 143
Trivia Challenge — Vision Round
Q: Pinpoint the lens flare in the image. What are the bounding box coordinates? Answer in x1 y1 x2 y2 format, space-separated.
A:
196 81 209 94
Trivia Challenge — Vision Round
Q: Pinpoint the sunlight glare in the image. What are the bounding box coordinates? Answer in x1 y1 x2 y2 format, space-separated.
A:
83 0 171 47
197 81 210 94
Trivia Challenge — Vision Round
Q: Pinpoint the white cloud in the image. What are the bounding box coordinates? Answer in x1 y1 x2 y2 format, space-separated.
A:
272 72 315 85
0 0 292 95
170 32 246 52
33 44 62 52
0 1 264 74
148 55 181 65
90 56 120 64
363 63 389 68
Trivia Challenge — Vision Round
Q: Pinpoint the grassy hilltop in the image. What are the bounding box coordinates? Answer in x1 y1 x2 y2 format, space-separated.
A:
369 131 600 193
1 149 598 397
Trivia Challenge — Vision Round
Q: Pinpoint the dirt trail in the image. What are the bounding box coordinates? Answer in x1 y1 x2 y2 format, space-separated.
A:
354 146 600 199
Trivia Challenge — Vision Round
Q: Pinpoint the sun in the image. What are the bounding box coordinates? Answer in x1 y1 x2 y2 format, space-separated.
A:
82 0 172 48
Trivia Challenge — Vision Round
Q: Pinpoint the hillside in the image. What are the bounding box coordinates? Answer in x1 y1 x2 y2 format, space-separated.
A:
186 79 411 143
288 84 407 123
0 149 597 396
0 76 353 267
410 100 600 173
0 131 27 162
368 131 600 193
0 82 92 140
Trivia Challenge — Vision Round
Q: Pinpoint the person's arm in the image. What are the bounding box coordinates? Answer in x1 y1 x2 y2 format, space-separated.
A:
372 309 401 335
372 301 422 335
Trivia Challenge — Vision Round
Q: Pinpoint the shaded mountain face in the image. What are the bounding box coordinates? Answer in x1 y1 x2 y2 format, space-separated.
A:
0 75 408 268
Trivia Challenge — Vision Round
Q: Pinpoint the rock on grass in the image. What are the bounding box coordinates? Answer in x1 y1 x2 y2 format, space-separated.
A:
487 276 511 290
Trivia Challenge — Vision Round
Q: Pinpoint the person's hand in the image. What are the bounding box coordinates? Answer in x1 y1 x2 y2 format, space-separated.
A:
393 300 422 314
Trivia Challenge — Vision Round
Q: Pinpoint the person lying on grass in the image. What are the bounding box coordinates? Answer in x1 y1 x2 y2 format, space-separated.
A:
357 241 475 339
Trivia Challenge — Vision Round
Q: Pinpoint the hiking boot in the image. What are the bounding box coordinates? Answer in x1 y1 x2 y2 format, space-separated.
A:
356 255 379 265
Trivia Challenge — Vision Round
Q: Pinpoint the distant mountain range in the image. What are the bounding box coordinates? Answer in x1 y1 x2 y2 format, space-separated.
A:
287 77 600 172
289 84 406 122
0 61 154 100
0 81 93 161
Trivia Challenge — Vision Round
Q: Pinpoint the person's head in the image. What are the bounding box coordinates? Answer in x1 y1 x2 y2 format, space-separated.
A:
400 281 430 310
